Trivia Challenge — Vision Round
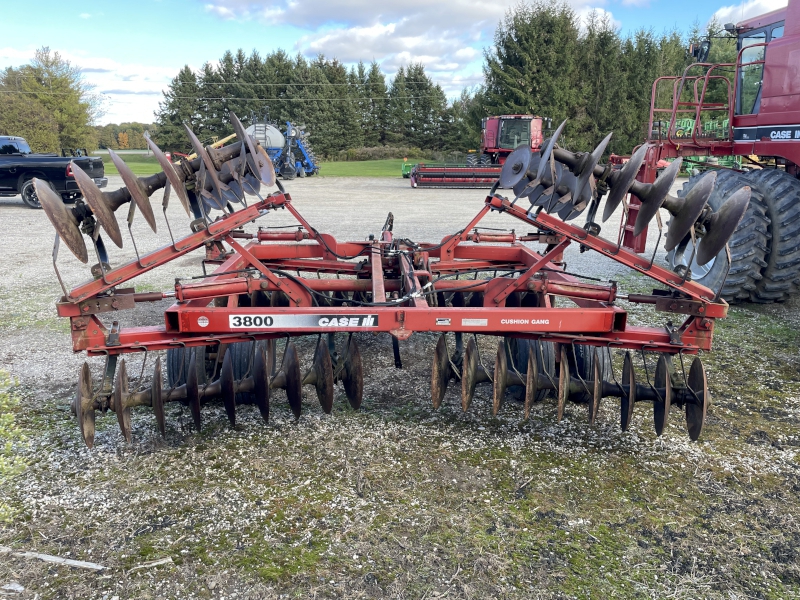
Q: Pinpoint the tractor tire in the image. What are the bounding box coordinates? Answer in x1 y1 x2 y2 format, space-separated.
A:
166 345 212 388
506 338 556 403
569 344 611 405
739 169 800 302
465 154 478 167
667 170 769 303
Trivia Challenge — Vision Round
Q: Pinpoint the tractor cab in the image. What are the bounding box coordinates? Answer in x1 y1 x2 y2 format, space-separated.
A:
732 10 786 115
497 117 533 149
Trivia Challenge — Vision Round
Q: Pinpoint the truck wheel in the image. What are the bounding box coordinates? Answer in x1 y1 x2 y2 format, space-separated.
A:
20 179 42 209
666 171 769 303
740 169 800 302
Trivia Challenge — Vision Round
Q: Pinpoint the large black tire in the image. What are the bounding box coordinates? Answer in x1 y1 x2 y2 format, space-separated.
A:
479 153 492 166
667 171 769 303
506 338 556 403
227 341 261 404
20 179 42 209
569 344 612 404
465 154 478 167
166 346 212 388
740 169 800 302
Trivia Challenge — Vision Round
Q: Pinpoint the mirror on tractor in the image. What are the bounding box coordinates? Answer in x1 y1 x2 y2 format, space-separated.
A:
690 39 712 62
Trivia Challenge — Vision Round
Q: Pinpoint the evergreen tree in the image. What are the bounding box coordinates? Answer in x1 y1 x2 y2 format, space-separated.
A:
155 65 201 151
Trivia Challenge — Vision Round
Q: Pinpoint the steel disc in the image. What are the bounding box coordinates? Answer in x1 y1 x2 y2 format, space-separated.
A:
253 345 270 423
284 342 302 418
432 334 451 409
254 145 277 188
557 345 569 422
461 337 480 412
35 178 88 263
77 362 95 448
633 158 683 237
312 338 334 414
589 349 602 425
229 111 275 187
492 340 508 416
242 173 262 196
686 357 708 441
186 350 202 432
107 149 157 233
71 162 123 248
499 145 533 189
144 132 191 216
653 354 673 436
573 132 613 203
343 337 363 409
696 186 751 265
220 350 236 427
603 143 650 222
513 175 534 199
527 184 548 207
152 357 165 438
114 358 132 443
665 171 717 252
536 120 567 181
524 345 540 419
620 352 636 431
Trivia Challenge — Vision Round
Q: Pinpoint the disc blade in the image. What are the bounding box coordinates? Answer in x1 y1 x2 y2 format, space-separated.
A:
284 342 302 418
114 358 132 443
143 131 191 216
461 337 480 413
536 120 567 182
107 148 157 233
523 345 540 420
589 349 602 425
492 340 507 416
254 145 276 188
220 349 236 427
664 171 717 252
71 162 123 248
77 362 95 448
603 143 650 222
253 344 270 423
431 334 451 409
183 123 234 204
557 345 569 422
152 357 165 437
633 158 683 237
686 357 708 441
653 355 672 436
573 131 613 203
229 111 274 186
499 145 533 189
343 337 363 410
34 178 88 263
620 352 636 431
312 338 334 414
696 186 751 265
187 350 202 432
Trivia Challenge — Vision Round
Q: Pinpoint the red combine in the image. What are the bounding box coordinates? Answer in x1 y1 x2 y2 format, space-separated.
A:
624 0 800 303
410 115 546 188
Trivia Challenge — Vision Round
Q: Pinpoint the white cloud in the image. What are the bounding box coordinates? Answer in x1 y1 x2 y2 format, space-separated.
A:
712 0 788 25
79 13 91 19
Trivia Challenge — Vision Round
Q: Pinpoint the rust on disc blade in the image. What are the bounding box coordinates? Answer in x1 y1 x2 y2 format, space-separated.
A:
152 357 165 437
253 345 270 423
664 171 717 252
653 354 673 436
312 339 334 414
603 143 650 222
143 132 191 216
461 337 480 412
343 337 363 410
492 340 508 416
114 359 132 443
107 148 157 233
633 157 683 237
431 334 451 409
77 362 95 448
187 350 202 432
686 357 708 441
696 186 751 265
71 162 123 248
589 349 602 425
284 342 302 418
557 345 569 422
524 347 540 420
220 350 236 427
35 178 88 263
620 352 636 431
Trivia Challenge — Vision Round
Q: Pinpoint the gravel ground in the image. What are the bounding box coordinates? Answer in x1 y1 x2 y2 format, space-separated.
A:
1 176 799 599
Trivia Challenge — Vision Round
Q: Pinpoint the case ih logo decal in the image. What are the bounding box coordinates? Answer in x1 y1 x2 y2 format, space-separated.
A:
734 125 800 141
228 314 379 329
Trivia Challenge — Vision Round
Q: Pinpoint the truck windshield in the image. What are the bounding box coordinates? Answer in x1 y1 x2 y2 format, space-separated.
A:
0 140 32 154
498 119 531 149
15 140 32 154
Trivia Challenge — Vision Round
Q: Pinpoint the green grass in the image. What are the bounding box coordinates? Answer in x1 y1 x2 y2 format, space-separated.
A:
100 154 162 176
320 159 419 178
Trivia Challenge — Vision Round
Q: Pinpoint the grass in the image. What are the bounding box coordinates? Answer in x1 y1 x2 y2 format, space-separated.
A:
100 154 424 178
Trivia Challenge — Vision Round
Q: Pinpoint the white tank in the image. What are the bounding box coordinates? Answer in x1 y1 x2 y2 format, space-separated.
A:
245 123 285 149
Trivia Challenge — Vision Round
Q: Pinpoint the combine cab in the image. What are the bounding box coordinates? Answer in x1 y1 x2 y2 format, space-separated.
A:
411 115 546 188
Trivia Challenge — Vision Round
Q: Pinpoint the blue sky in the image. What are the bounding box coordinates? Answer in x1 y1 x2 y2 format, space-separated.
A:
0 0 788 125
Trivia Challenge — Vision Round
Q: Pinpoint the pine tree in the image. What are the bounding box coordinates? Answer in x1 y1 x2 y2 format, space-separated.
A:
155 65 201 151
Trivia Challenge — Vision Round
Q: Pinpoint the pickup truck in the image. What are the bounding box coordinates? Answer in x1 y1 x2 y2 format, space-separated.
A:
0 136 107 209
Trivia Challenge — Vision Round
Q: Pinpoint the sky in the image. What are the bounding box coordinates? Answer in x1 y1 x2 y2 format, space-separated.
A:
0 0 790 125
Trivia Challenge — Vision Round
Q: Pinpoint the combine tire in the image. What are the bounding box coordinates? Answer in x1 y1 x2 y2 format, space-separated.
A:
667 171 769 303
740 169 800 302
466 154 478 167
479 153 492 166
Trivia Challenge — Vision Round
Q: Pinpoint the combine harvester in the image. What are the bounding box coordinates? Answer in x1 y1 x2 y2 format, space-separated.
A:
34 109 754 449
410 115 546 188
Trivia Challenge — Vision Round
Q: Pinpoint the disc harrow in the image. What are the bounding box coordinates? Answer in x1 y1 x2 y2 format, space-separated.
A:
39 113 744 448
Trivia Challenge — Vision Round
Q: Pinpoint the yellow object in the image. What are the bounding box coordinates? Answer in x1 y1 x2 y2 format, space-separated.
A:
185 133 237 161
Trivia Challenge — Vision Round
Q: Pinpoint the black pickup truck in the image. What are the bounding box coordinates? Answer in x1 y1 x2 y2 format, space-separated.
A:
0 136 107 209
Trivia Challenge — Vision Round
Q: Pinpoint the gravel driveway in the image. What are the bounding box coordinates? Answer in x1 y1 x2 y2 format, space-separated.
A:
1 176 799 599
